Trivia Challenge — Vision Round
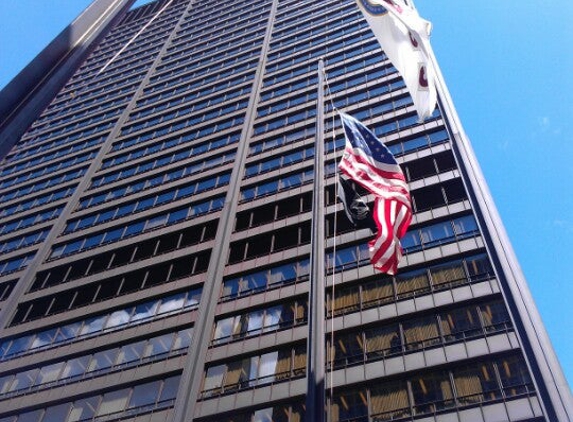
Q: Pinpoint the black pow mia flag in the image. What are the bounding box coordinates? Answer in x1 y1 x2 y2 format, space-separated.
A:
338 176 376 232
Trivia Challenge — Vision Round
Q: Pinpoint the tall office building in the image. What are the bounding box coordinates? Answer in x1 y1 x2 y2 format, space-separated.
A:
0 0 570 421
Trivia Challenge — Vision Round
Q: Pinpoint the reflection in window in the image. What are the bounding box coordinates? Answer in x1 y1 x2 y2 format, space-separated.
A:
202 345 306 397
0 328 192 398
0 288 200 361
213 300 306 344
221 259 309 300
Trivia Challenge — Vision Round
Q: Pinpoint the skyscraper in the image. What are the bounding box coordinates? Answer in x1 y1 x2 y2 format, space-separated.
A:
0 0 571 421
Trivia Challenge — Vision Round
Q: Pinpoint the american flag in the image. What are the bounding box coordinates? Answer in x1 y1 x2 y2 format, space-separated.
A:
338 112 412 274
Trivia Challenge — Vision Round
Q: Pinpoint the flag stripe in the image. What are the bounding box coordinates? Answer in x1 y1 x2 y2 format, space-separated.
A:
338 112 413 275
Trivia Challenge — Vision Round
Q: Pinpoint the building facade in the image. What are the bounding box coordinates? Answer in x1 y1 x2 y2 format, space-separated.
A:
0 0 570 421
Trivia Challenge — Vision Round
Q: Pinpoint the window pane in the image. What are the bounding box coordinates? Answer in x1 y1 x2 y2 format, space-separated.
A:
42 403 71 422
116 340 146 365
61 356 90 380
159 375 181 403
128 380 160 408
96 388 130 416
37 362 64 385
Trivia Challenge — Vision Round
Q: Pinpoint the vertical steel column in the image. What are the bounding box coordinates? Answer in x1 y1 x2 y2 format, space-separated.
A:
306 58 326 422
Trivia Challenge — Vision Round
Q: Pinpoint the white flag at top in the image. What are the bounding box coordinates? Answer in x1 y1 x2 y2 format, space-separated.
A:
356 0 437 121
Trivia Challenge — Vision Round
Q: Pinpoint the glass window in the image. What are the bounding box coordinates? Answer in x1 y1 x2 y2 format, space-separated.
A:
36 362 64 385
14 410 42 422
332 389 367 422
128 380 160 409
204 365 225 393
0 375 13 394
88 349 118 374
12 368 39 392
173 328 193 350
42 403 71 422
158 293 186 315
116 340 146 366
104 310 131 330
158 375 180 403
144 333 173 358
80 316 107 336
61 356 90 380
131 301 159 322
411 372 453 413
96 388 130 416
370 381 410 420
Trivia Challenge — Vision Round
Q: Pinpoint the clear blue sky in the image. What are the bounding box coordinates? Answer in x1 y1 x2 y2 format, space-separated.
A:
0 0 572 390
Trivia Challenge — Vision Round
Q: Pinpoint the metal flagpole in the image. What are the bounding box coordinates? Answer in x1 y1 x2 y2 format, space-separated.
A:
306 58 326 422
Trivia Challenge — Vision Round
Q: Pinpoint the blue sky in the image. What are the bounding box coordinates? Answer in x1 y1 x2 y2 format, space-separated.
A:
1 0 572 390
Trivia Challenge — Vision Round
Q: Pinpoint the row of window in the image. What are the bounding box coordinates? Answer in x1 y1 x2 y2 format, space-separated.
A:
249 124 314 156
0 374 181 422
0 187 74 220
334 354 532 422
228 220 312 265
20 119 114 151
120 98 249 137
72 33 158 83
168 21 264 67
81 169 229 213
329 252 493 316
93 148 234 190
257 91 317 118
142 57 256 104
213 298 307 345
331 299 511 369
154 31 264 77
112 114 244 155
32 222 215 292
260 74 317 102
0 168 86 205
1 135 105 177
27 101 124 139
253 106 316 136
268 19 369 63
0 253 34 277
0 151 97 191
0 328 192 398
245 147 313 178
48 76 142 119
163 27 264 70
0 229 49 256
0 207 62 237
222 258 310 300
174 1 268 47
271 4 359 51
266 33 378 74
403 150 457 182
202 344 306 398
150 42 262 85
240 168 313 202
274 0 351 32
198 401 304 422
328 80 409 114
49 195 224 260
68 174 229 233
134 70 254 114
23 107 120 145
109 127 237 163
176 0 266 39
402 214 479 253
0 287 202 361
